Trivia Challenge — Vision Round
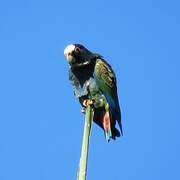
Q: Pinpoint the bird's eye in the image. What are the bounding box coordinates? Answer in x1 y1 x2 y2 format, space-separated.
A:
75 47 81 54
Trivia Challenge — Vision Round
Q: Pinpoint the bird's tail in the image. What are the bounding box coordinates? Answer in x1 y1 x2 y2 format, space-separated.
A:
111 127 120 140
103 111 112 142
103 111 121 141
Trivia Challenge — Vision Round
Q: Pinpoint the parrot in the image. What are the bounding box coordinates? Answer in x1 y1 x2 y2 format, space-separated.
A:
64 44 123 142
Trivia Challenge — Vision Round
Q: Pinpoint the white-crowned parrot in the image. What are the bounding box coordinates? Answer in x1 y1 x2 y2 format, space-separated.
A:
64 44 123 142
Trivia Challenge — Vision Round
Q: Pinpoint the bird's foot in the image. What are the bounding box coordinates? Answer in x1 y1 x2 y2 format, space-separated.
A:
83 99 94 107
81 99 94 114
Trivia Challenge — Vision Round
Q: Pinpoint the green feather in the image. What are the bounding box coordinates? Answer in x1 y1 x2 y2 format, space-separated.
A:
94 59 117 100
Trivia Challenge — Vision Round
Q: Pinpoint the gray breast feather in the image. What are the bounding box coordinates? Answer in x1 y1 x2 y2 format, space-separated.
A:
69 69 88 98
69 68 102 98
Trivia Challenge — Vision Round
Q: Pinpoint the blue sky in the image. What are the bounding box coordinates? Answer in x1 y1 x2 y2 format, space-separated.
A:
0 0 180 179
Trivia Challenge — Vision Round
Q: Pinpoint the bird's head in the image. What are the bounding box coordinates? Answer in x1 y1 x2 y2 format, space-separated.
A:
64 44 94 68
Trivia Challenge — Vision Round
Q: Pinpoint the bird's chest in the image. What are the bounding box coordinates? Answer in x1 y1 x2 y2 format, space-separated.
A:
69 68 99 98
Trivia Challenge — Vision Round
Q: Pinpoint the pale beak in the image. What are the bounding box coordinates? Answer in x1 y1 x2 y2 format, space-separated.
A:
66 52 76 65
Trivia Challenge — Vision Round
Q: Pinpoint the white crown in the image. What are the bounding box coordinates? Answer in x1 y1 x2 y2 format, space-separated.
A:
64 44 75 56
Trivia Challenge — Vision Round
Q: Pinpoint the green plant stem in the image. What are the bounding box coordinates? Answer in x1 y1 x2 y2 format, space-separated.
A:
77 104 93 180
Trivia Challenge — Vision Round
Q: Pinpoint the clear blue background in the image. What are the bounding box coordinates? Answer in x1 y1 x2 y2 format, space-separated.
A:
0 0 180 179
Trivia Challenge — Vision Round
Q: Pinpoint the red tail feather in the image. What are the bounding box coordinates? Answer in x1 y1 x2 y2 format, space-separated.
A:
103 111 111 131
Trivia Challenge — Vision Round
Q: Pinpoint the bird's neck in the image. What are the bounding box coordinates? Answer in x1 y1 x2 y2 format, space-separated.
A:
71 59 96 83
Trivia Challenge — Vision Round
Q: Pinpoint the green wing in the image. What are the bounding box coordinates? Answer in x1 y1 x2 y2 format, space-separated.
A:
94 58 117 100
94 58 122 131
